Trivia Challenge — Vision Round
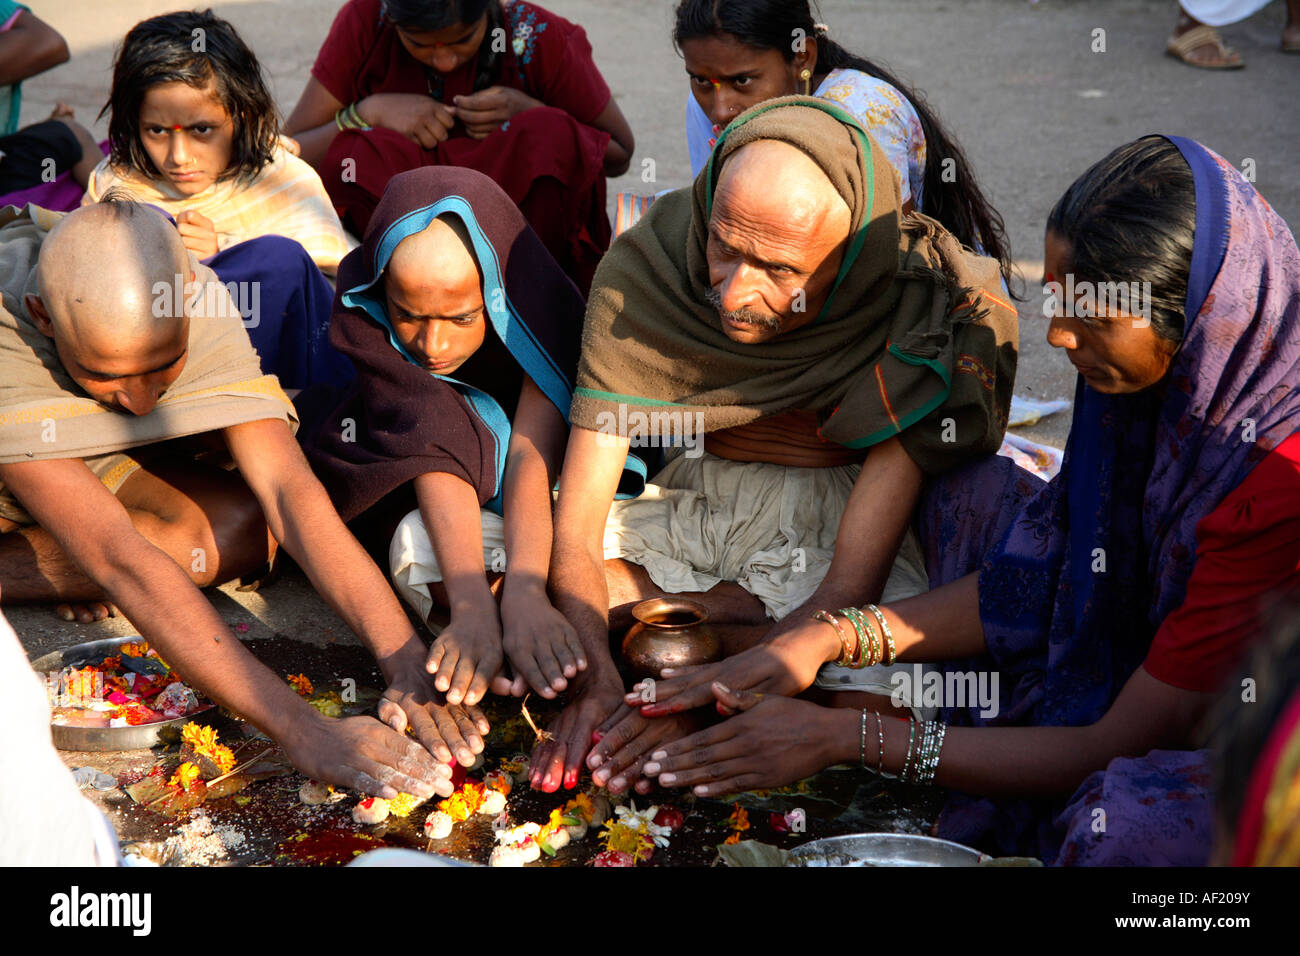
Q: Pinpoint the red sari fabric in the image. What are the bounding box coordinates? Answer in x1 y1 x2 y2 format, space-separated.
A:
1143 430 1300 692
313 0 612 291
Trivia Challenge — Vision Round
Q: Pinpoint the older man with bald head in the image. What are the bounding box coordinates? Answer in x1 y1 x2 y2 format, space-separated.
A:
526 98 1019 794
0 199 489 797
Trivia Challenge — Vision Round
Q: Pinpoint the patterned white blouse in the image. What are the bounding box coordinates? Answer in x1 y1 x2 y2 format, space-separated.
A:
685 67 927 209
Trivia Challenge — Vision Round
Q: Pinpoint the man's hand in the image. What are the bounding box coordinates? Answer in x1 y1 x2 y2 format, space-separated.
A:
452 86 538 139
378 669 489 795
284 711 447 799
528 674 624 792
501 585 586 699
585 703 704 796
424 604 503 707
176 210 219 259
627 618 840 715
640 684 836 797
358 93 457 148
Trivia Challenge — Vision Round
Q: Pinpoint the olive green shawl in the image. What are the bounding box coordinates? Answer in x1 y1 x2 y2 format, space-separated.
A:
569 96 1016 475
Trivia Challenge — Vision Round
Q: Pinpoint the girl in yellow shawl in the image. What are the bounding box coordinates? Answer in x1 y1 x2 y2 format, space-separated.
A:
82 10 351 277
80 11 355 390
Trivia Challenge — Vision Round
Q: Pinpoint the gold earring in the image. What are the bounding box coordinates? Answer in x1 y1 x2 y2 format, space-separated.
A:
799 68 812 96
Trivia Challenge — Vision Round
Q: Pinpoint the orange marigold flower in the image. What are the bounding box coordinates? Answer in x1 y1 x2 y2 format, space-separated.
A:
436 782 485 822
286 673 314 697
725 803 750 832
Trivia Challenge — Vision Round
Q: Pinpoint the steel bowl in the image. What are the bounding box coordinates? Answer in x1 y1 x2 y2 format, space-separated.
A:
32 635 215 752
786 833 987 867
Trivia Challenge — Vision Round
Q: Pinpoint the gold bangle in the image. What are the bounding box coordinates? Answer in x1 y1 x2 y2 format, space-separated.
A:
812 610 853 666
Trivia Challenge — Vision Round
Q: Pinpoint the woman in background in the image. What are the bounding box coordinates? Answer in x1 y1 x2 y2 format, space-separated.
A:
674 0 1012 287
286 0 634 292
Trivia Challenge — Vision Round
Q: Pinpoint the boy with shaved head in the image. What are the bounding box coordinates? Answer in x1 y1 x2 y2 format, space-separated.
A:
0 200 487 796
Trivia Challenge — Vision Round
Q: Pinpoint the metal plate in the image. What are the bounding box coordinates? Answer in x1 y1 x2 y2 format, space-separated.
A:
32 636 215 752
786 832 986 867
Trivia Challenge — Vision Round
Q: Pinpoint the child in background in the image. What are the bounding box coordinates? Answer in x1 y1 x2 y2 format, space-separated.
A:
301 167 642 712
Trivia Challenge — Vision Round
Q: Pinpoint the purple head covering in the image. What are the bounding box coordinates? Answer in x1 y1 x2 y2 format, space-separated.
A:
935 137 1300 860
975 137 1300 732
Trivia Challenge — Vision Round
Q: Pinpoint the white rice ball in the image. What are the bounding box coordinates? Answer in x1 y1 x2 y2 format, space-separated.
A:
478 789 507 816
351 797 390 825
423 811 454 839
489 845 527 867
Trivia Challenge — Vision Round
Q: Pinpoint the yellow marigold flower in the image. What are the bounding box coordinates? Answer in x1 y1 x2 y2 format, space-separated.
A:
565 792 595 822
168 762 201 791
388 791 424 818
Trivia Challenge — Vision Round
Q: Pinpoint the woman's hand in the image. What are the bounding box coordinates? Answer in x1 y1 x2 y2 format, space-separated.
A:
627 616 841 716
452 86 539 139
175 209 219 259
500 583 586 699
585 702 704 796
358 93 457 148
425 603 503 707
641 683 838 797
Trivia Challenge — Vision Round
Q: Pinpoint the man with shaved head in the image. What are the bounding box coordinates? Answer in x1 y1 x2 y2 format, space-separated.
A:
0 199 490 798
526 98 1019 794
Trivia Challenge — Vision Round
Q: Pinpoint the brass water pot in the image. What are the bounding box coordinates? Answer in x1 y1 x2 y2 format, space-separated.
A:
621 598 723 680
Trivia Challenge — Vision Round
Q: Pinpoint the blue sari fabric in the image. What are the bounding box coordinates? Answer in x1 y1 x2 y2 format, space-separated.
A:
207 235 354 391
924 137 1300 862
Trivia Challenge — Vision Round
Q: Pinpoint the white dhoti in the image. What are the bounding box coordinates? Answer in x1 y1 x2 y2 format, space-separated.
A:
389 451 937 714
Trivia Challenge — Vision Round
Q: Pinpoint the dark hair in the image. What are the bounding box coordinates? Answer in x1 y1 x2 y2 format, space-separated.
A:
1210 599 1300 853
1047 136 1195 344
382 0 506 93
673 0 1014 289
100 10 278 185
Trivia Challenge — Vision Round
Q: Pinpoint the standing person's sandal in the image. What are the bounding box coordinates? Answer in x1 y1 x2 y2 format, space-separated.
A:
1166 24 1246 68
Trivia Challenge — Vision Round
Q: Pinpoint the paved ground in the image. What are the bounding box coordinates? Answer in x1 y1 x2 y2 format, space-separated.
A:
10 0 1299 656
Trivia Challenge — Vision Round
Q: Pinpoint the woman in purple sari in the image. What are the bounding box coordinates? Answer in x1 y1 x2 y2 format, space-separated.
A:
619 135 1300 865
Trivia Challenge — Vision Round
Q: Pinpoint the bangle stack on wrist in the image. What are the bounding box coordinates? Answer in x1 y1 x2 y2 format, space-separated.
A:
334 102 372 132
898 717 947 786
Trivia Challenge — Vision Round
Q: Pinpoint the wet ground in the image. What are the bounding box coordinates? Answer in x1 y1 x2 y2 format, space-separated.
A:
47 635 943 867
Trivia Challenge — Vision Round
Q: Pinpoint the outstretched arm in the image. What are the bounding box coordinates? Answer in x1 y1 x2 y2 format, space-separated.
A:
224 417 487 776
498 376 586 697
643 667 1212 800
0 455 441 797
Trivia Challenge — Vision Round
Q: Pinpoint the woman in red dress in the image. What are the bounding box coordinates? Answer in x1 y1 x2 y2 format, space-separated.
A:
286 0 634 292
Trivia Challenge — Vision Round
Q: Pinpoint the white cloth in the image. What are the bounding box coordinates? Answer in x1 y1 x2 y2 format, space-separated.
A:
1179 0 1274 26
0 610 120 866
